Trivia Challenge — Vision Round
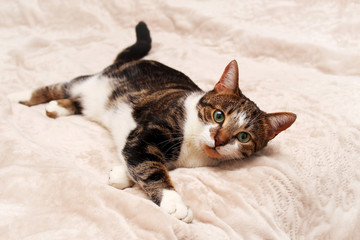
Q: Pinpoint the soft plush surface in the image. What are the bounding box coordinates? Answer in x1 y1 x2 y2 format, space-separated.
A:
1 1 360 239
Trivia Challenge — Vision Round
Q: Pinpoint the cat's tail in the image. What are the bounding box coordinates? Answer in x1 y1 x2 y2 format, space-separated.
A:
113 21 152 64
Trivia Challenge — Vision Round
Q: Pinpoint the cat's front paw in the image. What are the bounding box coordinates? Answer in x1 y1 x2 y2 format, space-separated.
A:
160 189 193 223
108 165 133 189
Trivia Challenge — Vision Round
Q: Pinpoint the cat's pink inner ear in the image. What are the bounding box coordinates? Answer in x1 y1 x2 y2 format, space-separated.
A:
266 112 296 140
214 60 239 94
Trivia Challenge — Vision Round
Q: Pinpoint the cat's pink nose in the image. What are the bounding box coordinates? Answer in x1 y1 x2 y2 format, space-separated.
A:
214 136 226 147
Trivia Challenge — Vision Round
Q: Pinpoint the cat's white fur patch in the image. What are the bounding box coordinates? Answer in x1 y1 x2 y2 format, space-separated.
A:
160 189 193 223
176 93 218 168
200 124 216 148
45 100 71 117
71 74 137 167
108 165 133 189
103 103 137 165
7 90 32 103
217 141 241 159
236 112 248 127
71 74 111 122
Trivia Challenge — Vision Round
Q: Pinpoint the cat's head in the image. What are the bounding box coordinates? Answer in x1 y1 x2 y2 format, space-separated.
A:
197 60 296 160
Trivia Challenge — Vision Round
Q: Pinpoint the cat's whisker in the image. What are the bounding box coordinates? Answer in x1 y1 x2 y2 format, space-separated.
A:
157 136 184 145
163 142 184 156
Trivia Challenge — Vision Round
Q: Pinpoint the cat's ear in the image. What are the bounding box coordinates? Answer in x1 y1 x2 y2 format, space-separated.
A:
214 60 240 95
266 112 296 140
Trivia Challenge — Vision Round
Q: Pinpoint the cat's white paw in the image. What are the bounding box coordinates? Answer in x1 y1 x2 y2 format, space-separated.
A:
160 189 193 223
45 100 71 118
7 90 32 103
108 165 133 189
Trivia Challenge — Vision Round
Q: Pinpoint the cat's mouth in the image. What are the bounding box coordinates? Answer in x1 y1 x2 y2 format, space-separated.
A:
202 145 222 159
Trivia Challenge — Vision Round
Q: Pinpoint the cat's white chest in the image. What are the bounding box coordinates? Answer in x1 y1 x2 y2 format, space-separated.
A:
175 93 218 168
176 140 217 168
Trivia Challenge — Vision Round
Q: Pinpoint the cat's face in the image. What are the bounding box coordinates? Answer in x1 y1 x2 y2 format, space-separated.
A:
197 60 296 161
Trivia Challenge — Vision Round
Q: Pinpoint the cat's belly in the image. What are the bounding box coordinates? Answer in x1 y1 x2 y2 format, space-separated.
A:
71 75 136 163
103 103 137 160
71 74 112 122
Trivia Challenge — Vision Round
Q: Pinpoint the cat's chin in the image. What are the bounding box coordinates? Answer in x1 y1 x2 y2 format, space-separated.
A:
202 145 222 159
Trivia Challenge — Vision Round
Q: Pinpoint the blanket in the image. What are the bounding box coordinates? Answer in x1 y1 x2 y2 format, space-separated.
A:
1 0 360 239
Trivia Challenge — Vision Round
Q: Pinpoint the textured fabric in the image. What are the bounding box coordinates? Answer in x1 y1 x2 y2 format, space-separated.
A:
1 1 360 239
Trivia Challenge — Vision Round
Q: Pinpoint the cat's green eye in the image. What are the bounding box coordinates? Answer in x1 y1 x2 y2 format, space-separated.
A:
237 132 251 143
213 110 225 123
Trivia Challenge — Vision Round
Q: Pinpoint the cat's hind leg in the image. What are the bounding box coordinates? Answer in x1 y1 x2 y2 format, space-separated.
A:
8 78 87 118
8 83 69 106
45 99 82 118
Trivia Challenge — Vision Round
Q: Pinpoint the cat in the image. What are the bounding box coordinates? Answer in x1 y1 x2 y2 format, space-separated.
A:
8 21 296 223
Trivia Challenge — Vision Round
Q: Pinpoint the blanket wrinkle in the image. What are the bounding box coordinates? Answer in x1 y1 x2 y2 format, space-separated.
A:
1 0 360 239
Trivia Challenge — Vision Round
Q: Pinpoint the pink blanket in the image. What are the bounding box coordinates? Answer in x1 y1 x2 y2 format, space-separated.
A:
2 1 360 239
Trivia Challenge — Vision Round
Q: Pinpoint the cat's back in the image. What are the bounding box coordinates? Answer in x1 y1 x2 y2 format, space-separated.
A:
104 60 201 93
104 60 202 122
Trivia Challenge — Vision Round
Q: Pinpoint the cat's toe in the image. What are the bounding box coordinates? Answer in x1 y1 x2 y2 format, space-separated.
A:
108 165 133 189
45 100 70 118
160 189 193 223
180 206 193 223
7 90 32 105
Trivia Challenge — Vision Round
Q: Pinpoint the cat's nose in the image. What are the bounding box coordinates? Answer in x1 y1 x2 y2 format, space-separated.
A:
214 136 226 147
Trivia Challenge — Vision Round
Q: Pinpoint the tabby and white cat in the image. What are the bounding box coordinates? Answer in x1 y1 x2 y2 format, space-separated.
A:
9 22 296 223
